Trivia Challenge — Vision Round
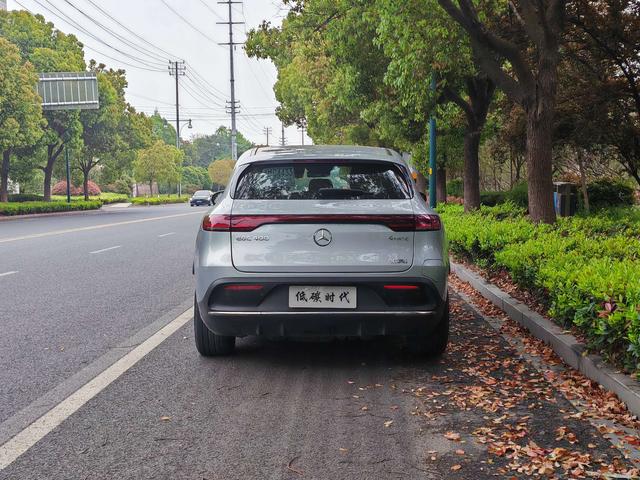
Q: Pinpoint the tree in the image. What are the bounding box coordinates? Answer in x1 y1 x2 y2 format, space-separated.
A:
375 0 495 211
184 127 253 168
133 141 183 195
0 10 86 201
208 159 235 188
565 0 640 187
182 165 211 191
150 111 177 147
0 37 44 202
76 66 128 200
436 0 567 223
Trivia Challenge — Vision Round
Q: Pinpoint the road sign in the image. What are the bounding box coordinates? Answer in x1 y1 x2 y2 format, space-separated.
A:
37 72 99 111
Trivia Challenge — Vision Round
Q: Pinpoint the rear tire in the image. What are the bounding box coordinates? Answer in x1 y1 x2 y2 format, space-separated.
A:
405 296 449 357
194 295 235 356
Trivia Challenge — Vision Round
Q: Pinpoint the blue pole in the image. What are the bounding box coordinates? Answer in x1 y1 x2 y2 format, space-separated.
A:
429 75 437 208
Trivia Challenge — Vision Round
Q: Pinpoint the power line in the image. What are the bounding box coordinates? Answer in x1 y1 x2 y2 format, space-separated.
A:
160 0 224 48
24 0 166 71
82 0 177 60
62 0 168 65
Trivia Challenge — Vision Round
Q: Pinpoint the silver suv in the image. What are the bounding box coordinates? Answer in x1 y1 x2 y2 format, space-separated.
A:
193 145 449 356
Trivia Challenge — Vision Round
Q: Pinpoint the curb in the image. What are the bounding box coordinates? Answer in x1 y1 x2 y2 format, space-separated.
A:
452 261 640 418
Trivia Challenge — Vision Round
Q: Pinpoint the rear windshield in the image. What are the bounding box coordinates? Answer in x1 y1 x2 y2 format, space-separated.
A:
194 191 210 195
235 162 411 200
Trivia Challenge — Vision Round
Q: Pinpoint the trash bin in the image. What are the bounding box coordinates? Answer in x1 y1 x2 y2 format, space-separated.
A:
553 182 578 217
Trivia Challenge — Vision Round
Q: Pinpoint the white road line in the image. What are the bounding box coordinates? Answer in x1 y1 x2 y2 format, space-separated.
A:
89 245 121 255
158 232 176 238
0 271 18 278
0 212 201 244
0 307 193 471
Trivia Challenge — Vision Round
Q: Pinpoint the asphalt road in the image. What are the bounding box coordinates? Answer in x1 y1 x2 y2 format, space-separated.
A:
0 205 638 479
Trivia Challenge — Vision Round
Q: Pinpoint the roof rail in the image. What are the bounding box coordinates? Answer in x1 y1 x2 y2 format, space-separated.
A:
252 146 261 156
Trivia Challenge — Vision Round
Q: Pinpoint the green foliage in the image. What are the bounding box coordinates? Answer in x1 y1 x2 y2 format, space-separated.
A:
183 127 253 168
447 178 464 197
587 179 635 209
480 191 507 206
439 204 640 372
130 195 187 206
507 181 528 207
208 159 235 187
133 140 184 190
7 193 44 202
0 200 101 216
182 166 211 191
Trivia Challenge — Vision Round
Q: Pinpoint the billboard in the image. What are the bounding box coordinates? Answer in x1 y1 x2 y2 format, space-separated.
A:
37 72 99 111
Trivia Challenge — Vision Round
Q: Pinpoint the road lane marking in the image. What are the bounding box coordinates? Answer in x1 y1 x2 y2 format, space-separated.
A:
158 232 176 238
0 307 193 471
89 245 121 255
0 212 201 244
0 271 18 278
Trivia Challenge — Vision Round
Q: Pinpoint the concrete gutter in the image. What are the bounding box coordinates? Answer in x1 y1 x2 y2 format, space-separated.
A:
452 261 640 417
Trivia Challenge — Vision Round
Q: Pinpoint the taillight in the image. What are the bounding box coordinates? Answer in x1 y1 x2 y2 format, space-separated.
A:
202 214 231 231
202 214 441 232
415 214 441 231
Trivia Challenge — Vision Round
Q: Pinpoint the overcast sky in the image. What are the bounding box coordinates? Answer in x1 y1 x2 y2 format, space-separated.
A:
7 0 311 146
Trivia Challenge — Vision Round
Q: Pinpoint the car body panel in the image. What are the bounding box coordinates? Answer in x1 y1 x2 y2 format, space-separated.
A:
193 145 449 338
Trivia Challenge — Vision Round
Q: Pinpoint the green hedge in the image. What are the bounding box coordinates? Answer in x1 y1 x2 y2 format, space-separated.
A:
438 203 640 373
7 194 45 202
0 200 102 216
130 196 187 206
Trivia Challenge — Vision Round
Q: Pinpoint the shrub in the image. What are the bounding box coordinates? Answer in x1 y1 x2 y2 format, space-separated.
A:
587 179 635 208
0 200 102 216
447 178 463 198
506 181 528 207
439 204 640 373
7 194 44 202
52 180 101 196
480 191 508 206
130 195 187 206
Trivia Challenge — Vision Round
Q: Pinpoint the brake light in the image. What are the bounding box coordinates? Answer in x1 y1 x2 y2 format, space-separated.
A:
202 214 231 231
415 214 441 231
202 214 441 232
383 285 420 290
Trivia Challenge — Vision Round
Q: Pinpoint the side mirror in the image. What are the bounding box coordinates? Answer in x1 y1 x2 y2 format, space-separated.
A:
211 191 223 205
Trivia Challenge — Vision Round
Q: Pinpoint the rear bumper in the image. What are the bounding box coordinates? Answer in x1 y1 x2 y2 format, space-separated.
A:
200 276 446 337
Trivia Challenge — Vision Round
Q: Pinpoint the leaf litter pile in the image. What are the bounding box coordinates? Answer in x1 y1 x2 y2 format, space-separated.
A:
402 276 640 478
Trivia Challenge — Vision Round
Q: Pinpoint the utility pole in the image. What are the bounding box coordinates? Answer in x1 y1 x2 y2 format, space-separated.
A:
429 75 437 208
280 122 287 146
298 122 306 146
169 60 186 196
217 1 243 161
262 127 272 146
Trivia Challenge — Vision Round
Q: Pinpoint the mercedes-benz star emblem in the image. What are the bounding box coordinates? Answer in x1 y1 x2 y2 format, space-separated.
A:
313 228 332 247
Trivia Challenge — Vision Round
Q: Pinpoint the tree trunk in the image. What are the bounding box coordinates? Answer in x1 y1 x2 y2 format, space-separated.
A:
436 165 447 204
43 143 64 202
149 181 154 196
83 170 90 201
576 148 589 213
525 108 556 223
1 150 10 203
463 131 481 211
415 171 427 197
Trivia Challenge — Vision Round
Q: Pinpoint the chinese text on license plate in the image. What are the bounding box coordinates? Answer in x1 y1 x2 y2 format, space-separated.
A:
289 286 357 309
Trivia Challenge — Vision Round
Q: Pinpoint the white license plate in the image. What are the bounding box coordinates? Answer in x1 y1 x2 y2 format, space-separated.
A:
288 286 357 309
